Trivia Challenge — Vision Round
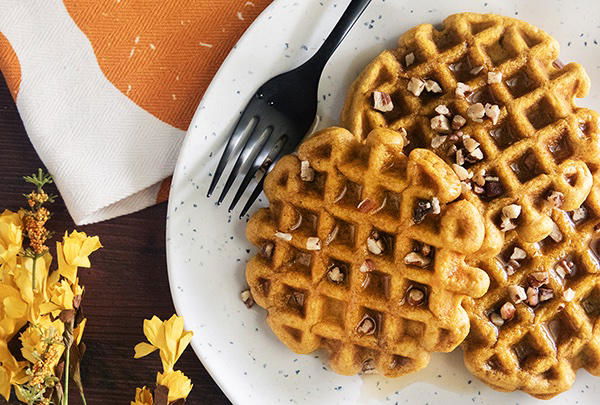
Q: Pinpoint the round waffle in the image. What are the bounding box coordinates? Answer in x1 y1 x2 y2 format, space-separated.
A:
341 12 600 398
246 126 490 377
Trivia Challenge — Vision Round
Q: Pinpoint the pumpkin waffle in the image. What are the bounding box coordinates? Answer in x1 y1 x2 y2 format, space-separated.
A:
246 126 490 377
341 12 600 398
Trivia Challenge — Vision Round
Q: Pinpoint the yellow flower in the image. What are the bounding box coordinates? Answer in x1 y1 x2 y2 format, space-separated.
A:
134 315 193 372
57 231 101 282
130 386 153 405
39 277 83 316
12 253 52 305
0 284 28 339
0 210 23 271
73 318 87 345
20 316 64 367
156 370 193 402
0 341 27 400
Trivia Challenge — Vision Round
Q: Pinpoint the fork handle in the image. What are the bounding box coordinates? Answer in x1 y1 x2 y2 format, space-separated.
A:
305 0 372 73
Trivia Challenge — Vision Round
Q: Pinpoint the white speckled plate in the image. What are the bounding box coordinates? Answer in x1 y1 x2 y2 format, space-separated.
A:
166 1 600 403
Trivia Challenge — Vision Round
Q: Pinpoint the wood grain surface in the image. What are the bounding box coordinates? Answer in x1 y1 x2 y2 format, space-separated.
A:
0 73 230 404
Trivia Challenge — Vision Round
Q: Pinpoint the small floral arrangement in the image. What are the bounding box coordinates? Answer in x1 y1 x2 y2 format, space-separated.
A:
0 170 101 404
132 314 194 404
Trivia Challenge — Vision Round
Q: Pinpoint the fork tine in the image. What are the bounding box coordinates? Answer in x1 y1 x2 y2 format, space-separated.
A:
207 110 259 198
216 122 273 205
239 143 290 218
228 133 288 212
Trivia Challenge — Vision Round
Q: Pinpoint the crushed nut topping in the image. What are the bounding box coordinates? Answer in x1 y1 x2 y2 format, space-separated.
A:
431 115 450 133
424 79 442 93
300 160 315 182
325 225 339 246
452 114 467 130
487 71 503 84
357 198 378 214
431 135 447 149
289 211 303 231
288 291 305 308
333 185 347 203
502 204 521 219
435 104 450 115
306 237 321 251
456 82 472 97
275 232 292 241
327 265 345 284
547 191 565 209
408 77 426 96
405 52 415 67
463 136 480 153
467 103 485 122
360 259 376 273
469 147 484 161
367 231 385 255
510 247 527 261
563 288 576 302
549 222 563 242
484 103 500 125
527 271 549 288
455 148 465 166
572 206 588 222
500 302 516 321
505 259 522 276
508 285 527 304
539 287 554 302
489 312 504 327
452 164 470 181
470 65 484 75
413 199 435 224
362 359 377 374
527 287 539 307
357 314 377 335
555 259 575 279
404 252 431 267
500 204 522 232
431 197 441 214
260 241 274 259
373 91 394 112
473 169 486 187
406 286 426 306
241 289 254 308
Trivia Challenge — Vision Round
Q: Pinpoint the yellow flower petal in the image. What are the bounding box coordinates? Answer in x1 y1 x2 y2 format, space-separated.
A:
142 316 162 345
156 370 193 402
62 231 102 268
74 318 87 345
57 241 77 283
0 210 23 271
0 365 10 401
3 296 27 319
130 386 153 405
134 342 157 359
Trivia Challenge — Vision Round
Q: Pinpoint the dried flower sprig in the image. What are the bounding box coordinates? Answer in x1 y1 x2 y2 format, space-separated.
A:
0 170 101 404
132 315 194 404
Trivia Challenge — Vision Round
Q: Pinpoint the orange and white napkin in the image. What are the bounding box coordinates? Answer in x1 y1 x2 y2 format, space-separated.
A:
0 0 271 224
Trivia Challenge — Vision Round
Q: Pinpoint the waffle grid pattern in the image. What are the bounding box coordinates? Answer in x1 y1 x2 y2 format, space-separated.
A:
341 12 600 398
246 127 489 377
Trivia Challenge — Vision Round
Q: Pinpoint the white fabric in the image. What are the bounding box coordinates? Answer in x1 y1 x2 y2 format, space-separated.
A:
0 0 185 224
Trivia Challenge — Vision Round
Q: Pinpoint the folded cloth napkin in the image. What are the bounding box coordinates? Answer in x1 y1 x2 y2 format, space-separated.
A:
0 0 271 225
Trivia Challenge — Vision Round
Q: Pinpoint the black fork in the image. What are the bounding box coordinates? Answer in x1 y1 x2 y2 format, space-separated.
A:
207 0 372 217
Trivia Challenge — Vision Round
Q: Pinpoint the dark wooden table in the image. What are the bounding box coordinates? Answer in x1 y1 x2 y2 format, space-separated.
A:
0 72 230 404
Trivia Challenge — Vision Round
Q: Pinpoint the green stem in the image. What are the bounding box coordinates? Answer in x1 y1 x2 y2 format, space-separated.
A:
63 343 70 405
